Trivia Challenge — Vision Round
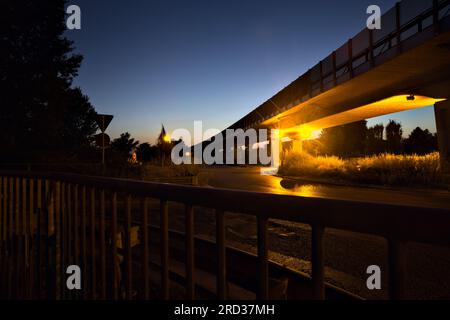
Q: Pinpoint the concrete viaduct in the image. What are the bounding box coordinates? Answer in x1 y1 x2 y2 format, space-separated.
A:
218 0 450 169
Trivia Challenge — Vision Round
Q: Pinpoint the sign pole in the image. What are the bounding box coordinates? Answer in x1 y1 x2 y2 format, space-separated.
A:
102 116 105 165
94 113 113 172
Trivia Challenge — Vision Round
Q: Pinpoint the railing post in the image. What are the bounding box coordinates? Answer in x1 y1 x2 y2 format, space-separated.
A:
60 182 65 300
90 187 96 299
185 204 195 300
332 51 337 86
319 60 324 92
125 195 132 300
36 179 42 300
66 184 72 300
216 209 227 300
395 2 402 54
388 239 406 300
141 197 150 300
73 185 79 299
311 225 325 300
8 177 13 299
257 216 269 300
44 180 52 300
433 0 440 35
22 178 27 299
0 177 3 299
347 39 353 78
99 190 106 300
28 178 34 299
111 192 119 300
15 177 20 299
54 181 61 300
369 29 375 67
160 200 170 300
81 186 87 299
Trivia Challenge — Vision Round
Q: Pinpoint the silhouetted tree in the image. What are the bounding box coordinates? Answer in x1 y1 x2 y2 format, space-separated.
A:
403 127 438 155
319 120 368 157
386 120 403 154
111 132 139 160
136 143 158 162
0 0 97 161
366 123 385 155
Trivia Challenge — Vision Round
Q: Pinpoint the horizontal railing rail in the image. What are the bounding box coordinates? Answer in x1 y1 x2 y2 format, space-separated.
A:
1 170 450 300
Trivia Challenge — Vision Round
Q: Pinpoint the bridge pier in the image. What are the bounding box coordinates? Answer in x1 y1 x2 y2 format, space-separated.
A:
434 100 450 172
292 139 303 153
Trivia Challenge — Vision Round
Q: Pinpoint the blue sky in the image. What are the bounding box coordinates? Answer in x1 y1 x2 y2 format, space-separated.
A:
66 0 436 144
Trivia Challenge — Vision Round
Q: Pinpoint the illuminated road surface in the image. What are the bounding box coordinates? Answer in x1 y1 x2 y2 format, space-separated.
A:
201 166 450 210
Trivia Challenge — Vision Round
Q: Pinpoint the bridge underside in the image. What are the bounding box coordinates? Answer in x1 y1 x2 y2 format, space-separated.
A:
258 30 450 168
262 30 450 133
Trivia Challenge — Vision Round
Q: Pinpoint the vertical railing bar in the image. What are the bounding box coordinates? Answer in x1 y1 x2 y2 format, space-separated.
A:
311 225 325 300
369 29 375 67
332 51 337 86
55 181 61 300
3 177 8 298
388 239 406 300
0 177 3 298
60 182 66 300
396 2 402 53
36 179 42 300
81 186 87 299
90 187 96 300
44 180 52 300
15 177 20 299
160 200 169 300
111 192 119 300
0 177 2 286
100 189 106 300
257 216 269 300
215 209 227 300
319 60 324 92
142 197 150 300
7 177 13 299
125 195 133 300
433 0 440 34
185 204 195 300
347 39 353 78
418 14 423 32
73 185 79 300
67 184 72 300
22 178 27 299
28 178 34 299
4 177 9 299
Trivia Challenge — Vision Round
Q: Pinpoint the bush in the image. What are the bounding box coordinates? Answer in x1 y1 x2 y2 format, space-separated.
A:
279 152 442 187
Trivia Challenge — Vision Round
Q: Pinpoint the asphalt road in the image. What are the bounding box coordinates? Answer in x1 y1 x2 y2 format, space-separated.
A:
200 166 450 209
196 166 450 299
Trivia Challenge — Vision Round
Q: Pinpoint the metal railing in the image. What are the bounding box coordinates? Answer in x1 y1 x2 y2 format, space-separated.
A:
1 170 450 300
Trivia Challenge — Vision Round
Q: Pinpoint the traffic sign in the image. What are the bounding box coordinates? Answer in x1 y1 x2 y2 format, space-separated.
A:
95 133 110 148
95 114 114 133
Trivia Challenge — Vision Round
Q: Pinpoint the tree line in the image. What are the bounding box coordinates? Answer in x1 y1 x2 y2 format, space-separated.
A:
110 126 179 165
305 120 438 157
1 0 180 168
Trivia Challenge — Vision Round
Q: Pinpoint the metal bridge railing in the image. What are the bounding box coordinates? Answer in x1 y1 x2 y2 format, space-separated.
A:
1 171 450 300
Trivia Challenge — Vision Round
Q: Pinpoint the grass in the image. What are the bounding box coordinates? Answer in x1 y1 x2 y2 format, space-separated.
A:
279 151 442 187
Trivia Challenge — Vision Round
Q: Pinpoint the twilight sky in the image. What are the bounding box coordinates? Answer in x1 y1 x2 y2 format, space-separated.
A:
66 0 437 144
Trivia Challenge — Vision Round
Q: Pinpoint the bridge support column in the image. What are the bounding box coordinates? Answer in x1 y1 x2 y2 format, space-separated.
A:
292 139 303 153
434 100 450 172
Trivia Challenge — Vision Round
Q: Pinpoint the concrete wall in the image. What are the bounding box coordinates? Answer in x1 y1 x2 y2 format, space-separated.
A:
434 100 450 171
